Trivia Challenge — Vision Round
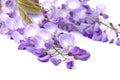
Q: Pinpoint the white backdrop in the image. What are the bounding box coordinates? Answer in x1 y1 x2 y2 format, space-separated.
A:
0 0 120 80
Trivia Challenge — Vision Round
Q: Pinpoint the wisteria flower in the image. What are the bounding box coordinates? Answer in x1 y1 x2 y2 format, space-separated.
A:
3 0 120 69
58 33 75 49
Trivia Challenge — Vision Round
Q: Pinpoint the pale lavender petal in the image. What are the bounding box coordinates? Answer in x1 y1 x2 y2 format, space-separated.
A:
101 33 108 42
11 31 24 43
66 0 80 9
24 23 40 38
38 29 53 41
59 33 75 49
44 22 58 34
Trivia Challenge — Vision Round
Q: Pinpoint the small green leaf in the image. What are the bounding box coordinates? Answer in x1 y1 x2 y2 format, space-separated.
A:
30 0 39 3
18 7 32 24
17 0 43 14
0 2 1 11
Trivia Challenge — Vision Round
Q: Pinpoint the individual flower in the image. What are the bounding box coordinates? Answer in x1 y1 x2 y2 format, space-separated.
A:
101 32 108 42
23 23 40 38
66 60 74 69
10 31 24 43
0 20 9 34
38 54 50 62
31 48 46 57
69 46 90 61
44 42 52 49
58 33 75 49
18 37 35 50
66 0 81 9
43 22 58 35
109 39 114 44
50 58 61 66
116 38 120 46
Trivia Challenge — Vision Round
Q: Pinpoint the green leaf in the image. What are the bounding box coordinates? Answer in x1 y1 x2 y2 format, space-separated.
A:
18 7 32 24
30 0 39 3
0 2 1 11
17 0 43 14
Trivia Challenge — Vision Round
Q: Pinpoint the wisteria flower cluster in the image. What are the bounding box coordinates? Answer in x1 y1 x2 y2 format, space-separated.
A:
0 0 119 69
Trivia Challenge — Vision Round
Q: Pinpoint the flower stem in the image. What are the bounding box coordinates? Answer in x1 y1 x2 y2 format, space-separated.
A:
52 45 67 60
100 21 119 31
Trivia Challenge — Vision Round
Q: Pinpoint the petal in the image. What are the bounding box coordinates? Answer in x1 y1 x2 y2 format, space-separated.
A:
116 38 120 46
69 46 81 55
66 0 80 9
59 33 75 49
38 55 50 62
44 22 58 34
101 33 108 42
24 23 40 38
50 58 61 66
44 42 52 49
66 60 74 69
31 48 45 57
38 29 53 41
75 51 90 61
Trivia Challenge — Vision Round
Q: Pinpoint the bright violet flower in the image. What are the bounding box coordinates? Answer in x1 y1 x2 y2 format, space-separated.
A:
69 46 90 61
66 60 74 69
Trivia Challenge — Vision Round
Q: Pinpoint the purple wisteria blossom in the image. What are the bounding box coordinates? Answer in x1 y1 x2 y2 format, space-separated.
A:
2 0 120 69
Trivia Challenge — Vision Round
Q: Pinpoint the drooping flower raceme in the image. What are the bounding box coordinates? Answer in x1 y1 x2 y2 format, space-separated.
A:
2 0 120 69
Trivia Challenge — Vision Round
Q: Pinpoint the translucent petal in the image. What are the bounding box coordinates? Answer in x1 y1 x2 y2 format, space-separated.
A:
44 22 58 34
24 23 40 37
59 33 75 49
66 0 80 9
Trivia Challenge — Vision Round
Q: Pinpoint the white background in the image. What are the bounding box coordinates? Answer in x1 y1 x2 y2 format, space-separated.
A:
0 0 120 80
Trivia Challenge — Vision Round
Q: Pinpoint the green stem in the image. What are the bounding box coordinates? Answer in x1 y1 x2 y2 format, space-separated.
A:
100 21 120 34
52 46 67 60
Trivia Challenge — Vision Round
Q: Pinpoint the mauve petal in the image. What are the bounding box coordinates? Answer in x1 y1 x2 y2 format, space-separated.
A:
116 38 120 46
18 44 26 50
16 28 24 35
32 48 45 57
44 42 52 49
66 60 74 69
109 39 114 44
69 46 81 55
101 33 108 42
50 58 61 66
38 55 50 62
75 52 90 61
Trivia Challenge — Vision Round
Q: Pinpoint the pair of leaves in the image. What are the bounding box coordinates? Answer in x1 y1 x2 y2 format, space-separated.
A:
17 0 43 24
